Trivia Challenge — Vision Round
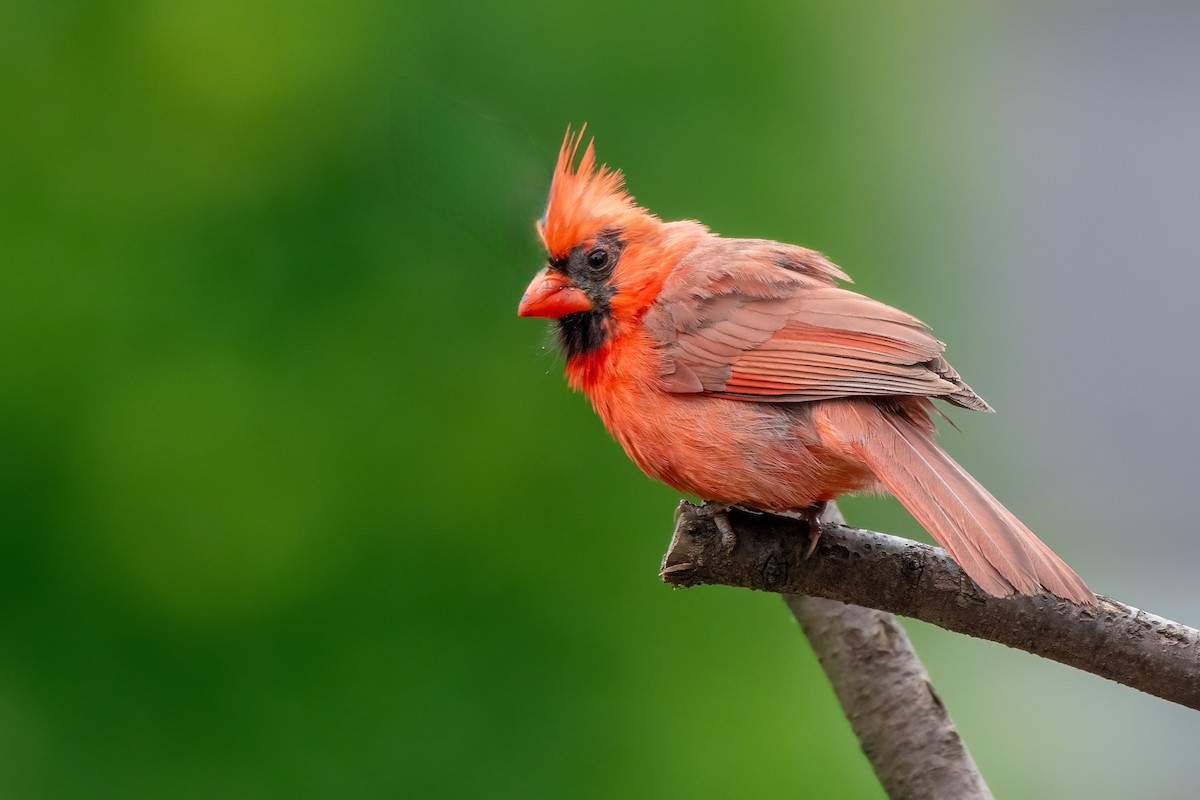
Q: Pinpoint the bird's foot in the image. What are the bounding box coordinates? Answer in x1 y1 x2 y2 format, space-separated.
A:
771 501 828 559
700 501 739 553
701 500 827 558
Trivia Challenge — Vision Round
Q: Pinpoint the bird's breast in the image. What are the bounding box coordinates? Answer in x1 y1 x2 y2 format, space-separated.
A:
567 334 876 509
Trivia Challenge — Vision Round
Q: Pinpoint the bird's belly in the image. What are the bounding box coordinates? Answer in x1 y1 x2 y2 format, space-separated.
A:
590 388 877 511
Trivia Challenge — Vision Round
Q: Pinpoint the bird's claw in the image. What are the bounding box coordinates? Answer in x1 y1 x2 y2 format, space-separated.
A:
701 500 825 557
701 501 739 553
770 501 827 559
803 523 822 559
713 509 738 553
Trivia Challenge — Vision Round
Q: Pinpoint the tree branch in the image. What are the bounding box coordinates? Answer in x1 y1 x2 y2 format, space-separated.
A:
661 501 1200 711
782 503 992 799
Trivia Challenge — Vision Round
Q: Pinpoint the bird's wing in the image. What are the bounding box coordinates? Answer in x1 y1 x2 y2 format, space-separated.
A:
646 244 991 411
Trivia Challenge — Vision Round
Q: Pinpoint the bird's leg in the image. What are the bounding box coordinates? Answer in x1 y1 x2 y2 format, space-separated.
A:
707 501 827 558
803 500 827 558
701 501 740 553
772 501 828 559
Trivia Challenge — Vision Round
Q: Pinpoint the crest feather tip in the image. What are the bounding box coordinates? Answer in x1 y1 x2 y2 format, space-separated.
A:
540 125 646 257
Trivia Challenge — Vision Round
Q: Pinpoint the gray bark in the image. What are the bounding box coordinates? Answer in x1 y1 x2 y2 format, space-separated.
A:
662 500 1200 711
780 503 992 799
787 595 993 799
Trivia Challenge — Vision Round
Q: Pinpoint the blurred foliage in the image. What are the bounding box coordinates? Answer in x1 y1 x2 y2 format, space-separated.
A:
1 0 1162 798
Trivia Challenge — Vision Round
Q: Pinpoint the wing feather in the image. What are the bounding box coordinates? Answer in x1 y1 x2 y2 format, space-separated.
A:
647 243 991 411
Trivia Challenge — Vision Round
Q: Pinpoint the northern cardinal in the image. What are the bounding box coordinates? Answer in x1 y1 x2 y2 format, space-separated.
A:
518 127 1093 604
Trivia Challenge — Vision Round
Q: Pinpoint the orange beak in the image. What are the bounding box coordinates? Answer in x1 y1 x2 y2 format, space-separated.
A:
517 268 593 318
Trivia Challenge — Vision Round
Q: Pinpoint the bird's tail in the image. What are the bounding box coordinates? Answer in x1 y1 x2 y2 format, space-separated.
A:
827 401 1094 604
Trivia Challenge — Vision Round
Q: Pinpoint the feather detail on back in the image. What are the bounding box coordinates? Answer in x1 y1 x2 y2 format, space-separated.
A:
647 241 992 411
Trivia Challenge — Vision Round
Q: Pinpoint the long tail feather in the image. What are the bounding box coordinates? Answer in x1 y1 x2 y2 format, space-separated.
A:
834 403 1094 604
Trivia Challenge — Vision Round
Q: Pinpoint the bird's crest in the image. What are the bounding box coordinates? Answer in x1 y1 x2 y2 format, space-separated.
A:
538 126 648 258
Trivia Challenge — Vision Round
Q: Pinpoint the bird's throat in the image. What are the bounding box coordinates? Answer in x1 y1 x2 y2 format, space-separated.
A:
555 310 610 359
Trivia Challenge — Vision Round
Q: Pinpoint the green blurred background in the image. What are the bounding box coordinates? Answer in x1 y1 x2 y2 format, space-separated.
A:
5 2 1200 798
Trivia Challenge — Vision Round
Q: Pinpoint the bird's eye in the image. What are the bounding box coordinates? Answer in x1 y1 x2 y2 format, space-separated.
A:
587 247 609 269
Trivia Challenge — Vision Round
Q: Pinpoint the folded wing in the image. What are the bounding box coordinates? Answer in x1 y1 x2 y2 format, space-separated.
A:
648 244 991 411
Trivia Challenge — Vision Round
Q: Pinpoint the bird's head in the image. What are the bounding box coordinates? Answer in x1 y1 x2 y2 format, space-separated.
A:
518 127 667 359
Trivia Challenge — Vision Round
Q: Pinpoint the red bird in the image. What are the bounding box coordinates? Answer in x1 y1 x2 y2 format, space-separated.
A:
518 128 1094 605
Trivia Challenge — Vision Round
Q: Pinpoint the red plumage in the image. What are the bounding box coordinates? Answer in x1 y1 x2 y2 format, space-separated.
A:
519 128 1093 605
